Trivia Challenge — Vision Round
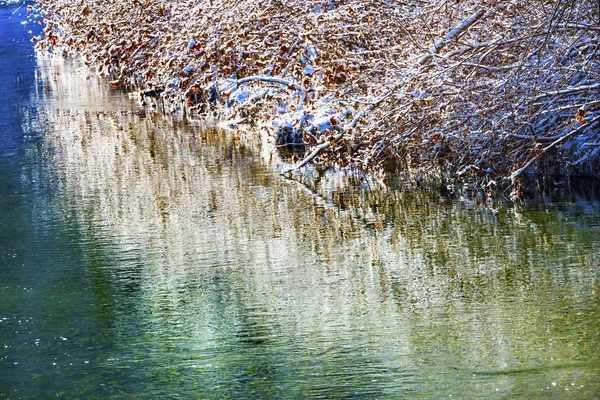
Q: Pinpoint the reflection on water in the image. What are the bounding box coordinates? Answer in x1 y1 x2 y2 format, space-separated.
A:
2 29 600 400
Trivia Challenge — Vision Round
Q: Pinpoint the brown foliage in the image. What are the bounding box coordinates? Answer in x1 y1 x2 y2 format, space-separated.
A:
35 0 600 192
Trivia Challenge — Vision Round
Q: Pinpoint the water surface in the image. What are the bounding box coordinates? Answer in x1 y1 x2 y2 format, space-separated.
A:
1 2 600 398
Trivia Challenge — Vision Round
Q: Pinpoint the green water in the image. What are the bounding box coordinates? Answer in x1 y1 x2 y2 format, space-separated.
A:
2 3 600 399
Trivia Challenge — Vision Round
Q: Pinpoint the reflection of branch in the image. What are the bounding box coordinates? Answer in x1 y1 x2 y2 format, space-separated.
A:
281 176 340 212
511 115 600 182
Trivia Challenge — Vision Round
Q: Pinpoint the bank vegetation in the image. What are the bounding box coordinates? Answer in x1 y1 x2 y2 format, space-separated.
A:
33 0 600 197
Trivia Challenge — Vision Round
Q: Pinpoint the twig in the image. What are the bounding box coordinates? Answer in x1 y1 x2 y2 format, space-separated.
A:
280 132 343 175
236 75 302 91
533 83 600 101
510 115 600 182
417 9 485 66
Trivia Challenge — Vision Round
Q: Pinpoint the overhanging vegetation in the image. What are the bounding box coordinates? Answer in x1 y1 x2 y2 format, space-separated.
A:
34 0 600 197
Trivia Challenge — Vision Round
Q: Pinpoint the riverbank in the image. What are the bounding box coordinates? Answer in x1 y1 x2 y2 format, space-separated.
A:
33 0 600 197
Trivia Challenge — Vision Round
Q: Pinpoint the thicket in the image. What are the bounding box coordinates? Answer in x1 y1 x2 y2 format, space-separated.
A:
34 0 600 197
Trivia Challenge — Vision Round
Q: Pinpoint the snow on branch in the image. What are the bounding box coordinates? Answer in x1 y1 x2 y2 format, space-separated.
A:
418 9 485 66
511 115 600 182
533 83 600 101
280 132 344 176
34 0 600 194
236 76 302 92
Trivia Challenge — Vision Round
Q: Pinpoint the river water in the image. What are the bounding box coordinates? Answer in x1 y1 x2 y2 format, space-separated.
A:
1 2 600 399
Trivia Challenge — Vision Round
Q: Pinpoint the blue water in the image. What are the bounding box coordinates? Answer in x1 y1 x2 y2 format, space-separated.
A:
1 1 600 399
0 2 111 396
0 1 35 157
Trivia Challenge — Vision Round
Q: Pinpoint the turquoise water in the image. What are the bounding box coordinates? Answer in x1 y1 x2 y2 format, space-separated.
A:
1 2 600 398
